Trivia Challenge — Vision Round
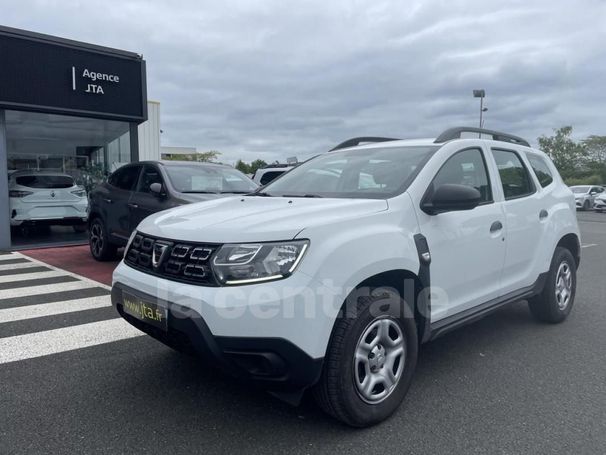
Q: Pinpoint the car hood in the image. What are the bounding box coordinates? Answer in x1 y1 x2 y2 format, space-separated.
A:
137 196 389 243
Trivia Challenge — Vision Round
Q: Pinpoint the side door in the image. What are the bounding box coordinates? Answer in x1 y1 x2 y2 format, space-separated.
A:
491 148 543 294
416 147 507 321
105 164 142 241
128 164 174 232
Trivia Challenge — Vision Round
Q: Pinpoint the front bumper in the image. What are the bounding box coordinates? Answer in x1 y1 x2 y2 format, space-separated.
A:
111 261 338 391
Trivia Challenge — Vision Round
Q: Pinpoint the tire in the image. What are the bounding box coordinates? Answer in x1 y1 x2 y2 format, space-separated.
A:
314 288 418 427
583 200 590 211
89 217 118 261
528 247 576 323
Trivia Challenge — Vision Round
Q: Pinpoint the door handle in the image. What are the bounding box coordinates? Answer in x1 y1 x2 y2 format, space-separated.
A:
490 221 503 233
103 198 113 204
539 209 548 220
128 203 139 209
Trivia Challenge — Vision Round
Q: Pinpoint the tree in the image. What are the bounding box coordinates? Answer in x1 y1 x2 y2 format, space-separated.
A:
537 126 587 180
163 150 221 162
235 159 267 175
235 160 250 174
582 136 606 183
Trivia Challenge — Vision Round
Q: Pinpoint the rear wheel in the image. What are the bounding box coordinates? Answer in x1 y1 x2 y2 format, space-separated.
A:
528 247 576 323
314 288 418 427
89 218 118 261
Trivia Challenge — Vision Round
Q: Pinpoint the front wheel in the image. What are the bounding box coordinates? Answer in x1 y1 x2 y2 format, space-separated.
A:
89 218 118 261
314 289 418 427
528 247 576 323
583 200 590 211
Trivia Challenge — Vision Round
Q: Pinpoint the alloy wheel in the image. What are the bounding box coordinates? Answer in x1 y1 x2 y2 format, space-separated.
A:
353 317 406 404
555 261 573 310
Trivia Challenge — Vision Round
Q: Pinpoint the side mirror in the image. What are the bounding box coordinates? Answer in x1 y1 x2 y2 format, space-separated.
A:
590 191 597 196
149 183 165 198
422 183 482 215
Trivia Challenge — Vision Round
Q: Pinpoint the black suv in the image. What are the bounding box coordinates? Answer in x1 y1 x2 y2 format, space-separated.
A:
88 161 257 261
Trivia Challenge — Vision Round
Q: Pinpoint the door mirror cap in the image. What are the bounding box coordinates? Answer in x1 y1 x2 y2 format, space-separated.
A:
149 183 165 197
422 183 482 215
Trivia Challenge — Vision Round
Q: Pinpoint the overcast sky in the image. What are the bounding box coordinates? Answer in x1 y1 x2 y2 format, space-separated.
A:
2 0 606 164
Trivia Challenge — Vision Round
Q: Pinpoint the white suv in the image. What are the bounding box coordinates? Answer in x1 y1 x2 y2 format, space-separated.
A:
112 127 580 427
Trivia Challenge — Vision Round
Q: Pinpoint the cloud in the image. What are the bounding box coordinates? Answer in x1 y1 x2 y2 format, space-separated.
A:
2 0 606 163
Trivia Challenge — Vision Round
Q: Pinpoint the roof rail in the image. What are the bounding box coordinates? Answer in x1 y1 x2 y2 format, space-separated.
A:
329 137 400 152
434 127 530 147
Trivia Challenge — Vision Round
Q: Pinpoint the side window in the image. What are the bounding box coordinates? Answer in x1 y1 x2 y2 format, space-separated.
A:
592 186 603 194
526 154 554 188
110 165 140 191
137 165 163 194
492 149 536 200
260 171 284 185
431 148 493 203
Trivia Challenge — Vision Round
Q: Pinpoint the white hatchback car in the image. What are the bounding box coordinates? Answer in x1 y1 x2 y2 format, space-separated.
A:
9 170 88 231
112 127 580 427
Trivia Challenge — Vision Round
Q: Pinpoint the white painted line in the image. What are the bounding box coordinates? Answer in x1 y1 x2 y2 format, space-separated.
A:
0 295 111 323
0 261 38 272
0 270 64 283
581 243 598 248
0 318 144 364
0 280 97 301
0 253 18 260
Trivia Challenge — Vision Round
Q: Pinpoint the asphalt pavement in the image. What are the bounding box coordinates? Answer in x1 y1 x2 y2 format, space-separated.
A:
1 211 605 454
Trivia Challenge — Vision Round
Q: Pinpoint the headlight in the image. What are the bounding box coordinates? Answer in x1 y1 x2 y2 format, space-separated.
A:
213 240 309 285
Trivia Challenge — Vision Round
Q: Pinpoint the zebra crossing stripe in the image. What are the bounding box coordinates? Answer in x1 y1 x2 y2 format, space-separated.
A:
0 270 64 284
0 280 100 300
0 318 144 364
0 295 112 323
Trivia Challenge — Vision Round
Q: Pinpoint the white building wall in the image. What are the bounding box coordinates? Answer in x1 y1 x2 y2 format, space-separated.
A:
137 100 160 161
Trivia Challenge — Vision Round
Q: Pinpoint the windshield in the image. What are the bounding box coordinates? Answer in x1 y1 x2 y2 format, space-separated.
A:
164 165 257 194
259 145 439 199
571 186 590 194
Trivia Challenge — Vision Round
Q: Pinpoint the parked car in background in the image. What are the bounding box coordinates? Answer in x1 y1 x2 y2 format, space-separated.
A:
594 192 606 212
252 163 295 185
88 161 257 260
8 170 88 232
570 185 604 210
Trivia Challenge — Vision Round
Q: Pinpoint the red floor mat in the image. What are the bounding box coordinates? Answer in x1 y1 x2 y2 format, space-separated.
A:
19 245 120 286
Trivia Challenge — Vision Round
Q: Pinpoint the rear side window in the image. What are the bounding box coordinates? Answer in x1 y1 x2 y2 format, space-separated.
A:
526 154 554 188
16 175 74 189
109 166 140 191
260 171 285 185
492 149 536 200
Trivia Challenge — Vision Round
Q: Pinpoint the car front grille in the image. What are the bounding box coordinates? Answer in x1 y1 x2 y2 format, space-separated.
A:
125 233 221 286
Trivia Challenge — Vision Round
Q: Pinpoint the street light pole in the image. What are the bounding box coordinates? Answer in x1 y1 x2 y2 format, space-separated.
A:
473 89 487 136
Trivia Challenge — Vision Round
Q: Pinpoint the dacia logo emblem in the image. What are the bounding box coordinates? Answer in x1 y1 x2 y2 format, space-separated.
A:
152 242 169 269
50 191 56 198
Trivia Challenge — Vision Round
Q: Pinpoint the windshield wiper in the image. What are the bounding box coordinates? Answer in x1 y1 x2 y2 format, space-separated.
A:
220 191 253 194
281 193 323 198
181 190 220 194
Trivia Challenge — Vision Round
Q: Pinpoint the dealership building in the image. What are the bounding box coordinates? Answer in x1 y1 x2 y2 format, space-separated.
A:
0 25 160 250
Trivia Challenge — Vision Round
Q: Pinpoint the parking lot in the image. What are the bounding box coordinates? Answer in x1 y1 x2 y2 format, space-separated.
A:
0 211 604 454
